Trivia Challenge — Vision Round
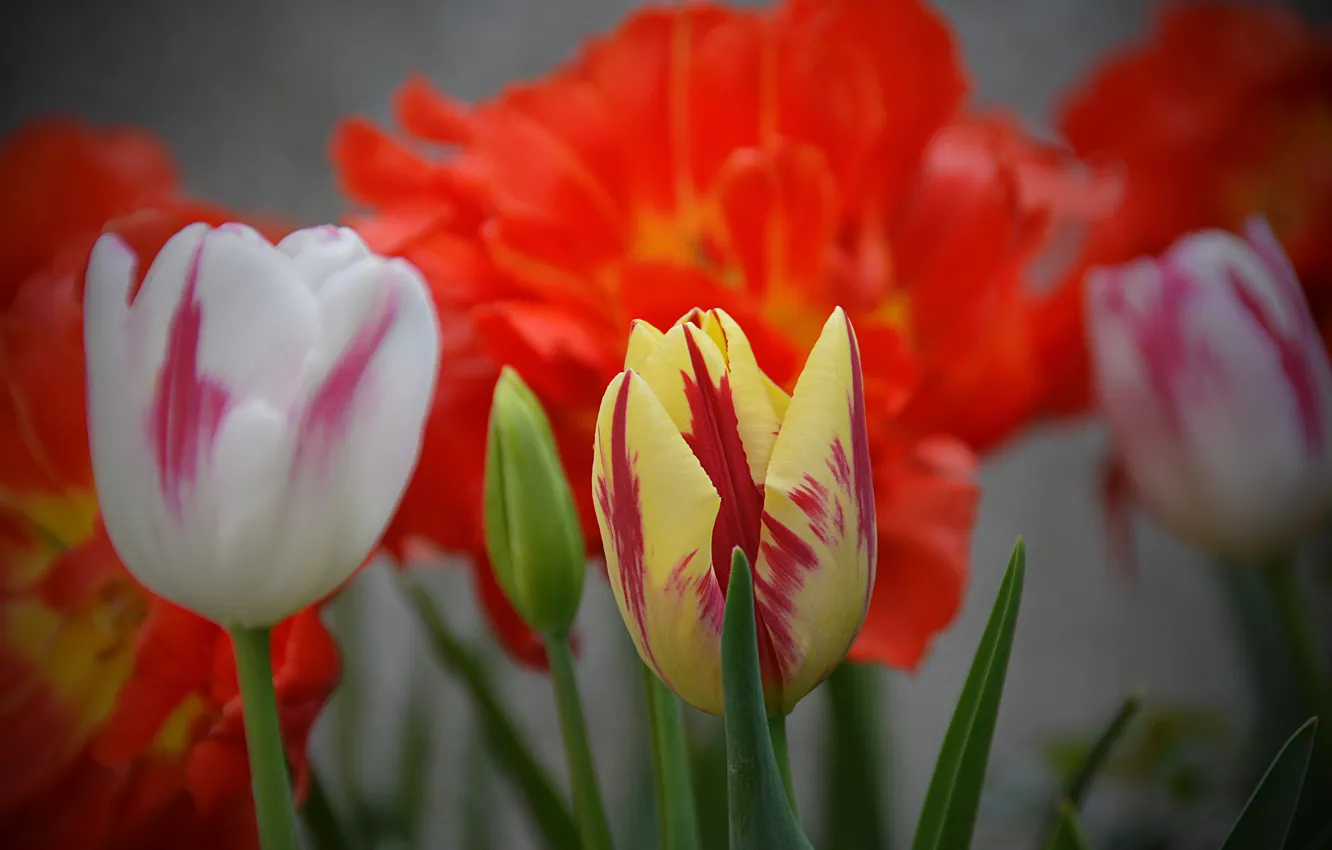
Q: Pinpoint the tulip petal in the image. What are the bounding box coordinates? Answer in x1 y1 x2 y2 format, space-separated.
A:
84 234 168 599
130 223 319 409
712 309 785 485
636 320 770 576
266 257 440 626
755 307 875 713
624 319 664 372
592 370 727 714
276 225 373 292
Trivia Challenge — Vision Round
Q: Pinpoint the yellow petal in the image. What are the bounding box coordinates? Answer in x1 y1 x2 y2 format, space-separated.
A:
754 307 876 714
764 375 791 420
712 309 784 484
624 319 664 372
592 370 727 714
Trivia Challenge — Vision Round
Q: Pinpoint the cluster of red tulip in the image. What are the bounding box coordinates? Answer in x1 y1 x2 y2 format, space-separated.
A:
2 2 1329 849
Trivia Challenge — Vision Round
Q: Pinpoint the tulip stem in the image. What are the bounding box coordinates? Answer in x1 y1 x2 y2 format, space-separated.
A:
1267 559 1332 774
229 624 300 850
642 664 701 850
545 633 615 850
823 662 888 850
768 713 800 821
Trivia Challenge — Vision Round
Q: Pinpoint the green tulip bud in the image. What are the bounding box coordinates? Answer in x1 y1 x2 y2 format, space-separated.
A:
484 366 586 636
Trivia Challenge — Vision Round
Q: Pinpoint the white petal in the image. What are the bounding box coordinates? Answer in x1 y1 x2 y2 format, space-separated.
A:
277 225 373 293
1086 263 1197 524
283 255 441 599
204 399 297 625
1176 279 1329 551
85 234 170 596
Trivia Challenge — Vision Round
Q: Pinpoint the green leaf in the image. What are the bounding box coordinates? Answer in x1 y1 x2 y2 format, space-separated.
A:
722 548 814 850
822 662 889 850
912 539 1027 850
1221 718 1318 850
1042 804 1091 850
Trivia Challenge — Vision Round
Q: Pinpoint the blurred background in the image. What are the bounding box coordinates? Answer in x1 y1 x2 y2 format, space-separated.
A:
3 1 1329 848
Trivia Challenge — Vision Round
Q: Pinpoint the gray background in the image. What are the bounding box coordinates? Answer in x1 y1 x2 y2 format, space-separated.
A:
4 1 1321 847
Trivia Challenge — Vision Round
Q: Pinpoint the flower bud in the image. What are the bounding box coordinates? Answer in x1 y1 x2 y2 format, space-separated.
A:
1087 217 1332 558
84 222 440 627
484 367 586 635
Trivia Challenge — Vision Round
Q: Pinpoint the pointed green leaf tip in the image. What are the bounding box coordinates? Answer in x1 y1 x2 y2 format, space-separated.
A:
913 537 1027 850
721 547 814 850
483 367 586 636
1221 717 1318 850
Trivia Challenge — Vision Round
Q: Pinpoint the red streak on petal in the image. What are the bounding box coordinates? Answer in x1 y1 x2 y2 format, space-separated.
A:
664 548 723 633
678 328 764 592
295 283 400 467
148 238 231 519
756 511 820 679
844 311 877 565
790 474 832 545
595 375 663 677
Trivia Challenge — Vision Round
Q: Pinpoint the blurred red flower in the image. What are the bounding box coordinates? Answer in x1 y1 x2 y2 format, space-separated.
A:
0 119 340 850
333 0 1112 669
1040 1 1332 414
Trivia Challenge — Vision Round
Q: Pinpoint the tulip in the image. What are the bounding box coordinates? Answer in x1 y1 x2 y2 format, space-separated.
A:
1087 217 1332 560
593 307 876 716
84 222 441 627
485 366 587 635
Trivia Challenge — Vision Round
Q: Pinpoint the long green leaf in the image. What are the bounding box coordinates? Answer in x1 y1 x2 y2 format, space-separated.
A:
911 539 1027 850
1042 804 1091 850
402 577 580 850
722 548 814 850
1221 718 1318 850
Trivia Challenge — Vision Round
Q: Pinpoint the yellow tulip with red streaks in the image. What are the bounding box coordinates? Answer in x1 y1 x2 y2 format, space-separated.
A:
593 307 875 716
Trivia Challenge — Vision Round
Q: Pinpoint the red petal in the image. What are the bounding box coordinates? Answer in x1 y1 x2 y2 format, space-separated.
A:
395 74 476 145
849 435 977 670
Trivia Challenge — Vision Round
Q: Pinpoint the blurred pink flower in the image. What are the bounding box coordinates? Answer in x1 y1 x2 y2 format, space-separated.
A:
1088 217 1332 559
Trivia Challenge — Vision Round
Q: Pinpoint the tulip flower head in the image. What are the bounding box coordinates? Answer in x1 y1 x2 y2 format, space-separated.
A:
84 222 441 627
593 307 876 716
1088 217 1332 559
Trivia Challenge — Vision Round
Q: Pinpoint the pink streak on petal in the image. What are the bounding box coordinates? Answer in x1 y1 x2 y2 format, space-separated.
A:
148 238 232 520
295 282 400 468
1228 268 1325 453
1099 263 1212 435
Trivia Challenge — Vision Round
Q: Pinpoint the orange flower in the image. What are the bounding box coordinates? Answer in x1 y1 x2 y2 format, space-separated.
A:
333 0 1110 669
1041 1 1332 414
0 119 339 850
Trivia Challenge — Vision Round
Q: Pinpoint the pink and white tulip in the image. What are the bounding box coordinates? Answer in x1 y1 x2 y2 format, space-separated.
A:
84 223 440 626
1087 217 1332 559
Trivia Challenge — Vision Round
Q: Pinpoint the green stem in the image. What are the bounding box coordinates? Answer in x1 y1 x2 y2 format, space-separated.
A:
1267 559 1332 775
545 634 615 850
229 625 300 850
823 661 887 850
768 713 799 821
402 578 579 850
642 665 701 850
